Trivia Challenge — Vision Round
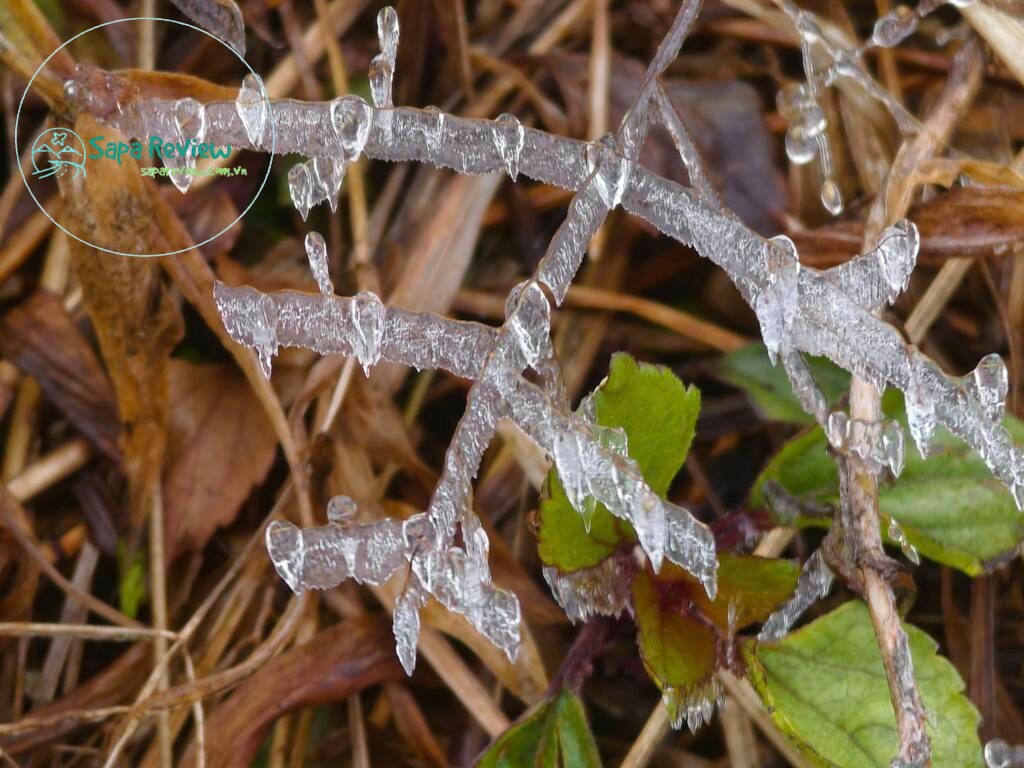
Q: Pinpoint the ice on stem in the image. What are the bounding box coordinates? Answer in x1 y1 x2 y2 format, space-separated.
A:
826 412 905 478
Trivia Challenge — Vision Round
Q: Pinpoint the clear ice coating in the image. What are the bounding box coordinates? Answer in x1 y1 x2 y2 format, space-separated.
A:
492 113 525 181
235 73 268 147
305 232 333 295
759 548 834 642
183 0 1024 700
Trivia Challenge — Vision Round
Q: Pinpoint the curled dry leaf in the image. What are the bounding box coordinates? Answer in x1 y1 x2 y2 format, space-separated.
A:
163 360 277 561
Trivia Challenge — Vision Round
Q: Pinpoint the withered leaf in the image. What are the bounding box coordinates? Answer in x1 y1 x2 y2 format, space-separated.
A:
0 290 121 462
163 360 277 560
179 618 403 768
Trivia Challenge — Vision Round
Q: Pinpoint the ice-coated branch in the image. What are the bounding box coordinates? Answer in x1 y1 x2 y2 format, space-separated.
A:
63 0 1024 741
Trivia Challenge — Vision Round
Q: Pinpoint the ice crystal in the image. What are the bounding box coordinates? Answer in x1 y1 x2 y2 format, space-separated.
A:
663 678 725 732
75 0 1022 709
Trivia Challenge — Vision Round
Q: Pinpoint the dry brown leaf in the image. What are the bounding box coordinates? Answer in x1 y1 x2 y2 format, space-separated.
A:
163 360 277 560
0 290 122 463
179 618 403 768
61 115 184 533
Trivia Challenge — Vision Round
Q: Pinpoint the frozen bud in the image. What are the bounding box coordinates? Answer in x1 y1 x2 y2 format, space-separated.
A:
330 95 373 162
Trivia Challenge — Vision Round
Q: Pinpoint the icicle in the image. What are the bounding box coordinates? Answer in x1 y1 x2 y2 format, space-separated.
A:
212 282 279 379
312 154 345 212
235 73 268 147
166 98 206 193
304 232 333 295
754 235 800 365
288 161 314 221
967 353 1008 424
759 549 834 641
330 95 373 161
349 291 387 375
828 413 905 477
662 678 723 732
369 55 394 110
542 558 633 623
393 573 426 675
887 517 920 565
875 219 918 301
492 113 525 181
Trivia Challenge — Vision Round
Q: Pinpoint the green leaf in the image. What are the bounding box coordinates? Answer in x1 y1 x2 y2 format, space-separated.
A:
116 542 146 620
715 343 851 425
749 392 1024 575
633 553 799 697
745 601 982 768
475 690 601 768
538 353 700 571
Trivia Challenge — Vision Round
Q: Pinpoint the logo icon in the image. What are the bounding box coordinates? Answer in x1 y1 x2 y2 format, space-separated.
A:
31 127 87 180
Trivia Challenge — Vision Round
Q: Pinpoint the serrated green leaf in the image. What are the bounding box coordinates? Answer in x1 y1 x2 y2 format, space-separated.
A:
744 601 982 768
749 393 1024 575
475 690 601 768
715 343 851 425
633 553 799 697
538 353 700 571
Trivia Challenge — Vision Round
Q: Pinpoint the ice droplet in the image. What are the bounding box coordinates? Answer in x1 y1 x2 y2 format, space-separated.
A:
492 113 525 181
369 55 394 110
872 11 917 47
349 291 386 375
304 232 333 295
330 95 373 161
820 179 844 215
785 123 818 165
586 134 634 209
235 73 268 147
167 97 206 193
288 161 314 221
